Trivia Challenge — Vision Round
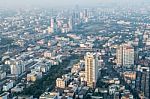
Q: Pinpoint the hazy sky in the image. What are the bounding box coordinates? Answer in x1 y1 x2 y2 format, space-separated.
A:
0 0 148 8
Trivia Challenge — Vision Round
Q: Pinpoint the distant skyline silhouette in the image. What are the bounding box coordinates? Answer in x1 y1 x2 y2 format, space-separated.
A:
0 0 149 8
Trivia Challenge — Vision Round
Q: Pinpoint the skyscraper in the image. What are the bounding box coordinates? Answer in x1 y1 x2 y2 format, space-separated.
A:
68 18 73 31
136 66 150 98
48 17 58 33
116 45 134 66
50 18 54 28
116 46 123 66
140 67 149 98
85 52 99 88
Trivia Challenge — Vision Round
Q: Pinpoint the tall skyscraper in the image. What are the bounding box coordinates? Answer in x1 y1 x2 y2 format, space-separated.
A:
84 9 88 18
136 66 149 98
85 52 99 88
50 18 54 28
116 46 123 66
140 67 149 98
48 17 58 33
116 45 134 66
68 18 73 31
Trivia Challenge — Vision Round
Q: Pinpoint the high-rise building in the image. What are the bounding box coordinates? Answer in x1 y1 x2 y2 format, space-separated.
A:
136 66 149 98
50 18 54 28
6 59 25 76
84 9 88 18
116 45 134 66
68 18 73 31
85 52 99 88
140 67 149 98
116 46 123 66
48 17 58 33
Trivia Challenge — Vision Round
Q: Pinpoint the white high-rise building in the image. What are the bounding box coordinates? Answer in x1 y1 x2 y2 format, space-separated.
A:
50 18 54 28
85 52 99 88
116 45 134 66
68 18 73 31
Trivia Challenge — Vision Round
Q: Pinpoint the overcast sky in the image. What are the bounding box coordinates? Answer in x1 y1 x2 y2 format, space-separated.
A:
0 0 148 8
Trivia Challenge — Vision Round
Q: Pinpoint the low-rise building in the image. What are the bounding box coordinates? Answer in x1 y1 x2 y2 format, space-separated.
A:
27 72 42 82
56 78 66 88
11 84 24 93
40 92 59 99
0 92 10 99
0 71 6 80
3 80 14 91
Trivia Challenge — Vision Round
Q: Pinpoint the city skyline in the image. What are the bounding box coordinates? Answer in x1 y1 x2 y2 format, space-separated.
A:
0 0 149 99
0 0 149 8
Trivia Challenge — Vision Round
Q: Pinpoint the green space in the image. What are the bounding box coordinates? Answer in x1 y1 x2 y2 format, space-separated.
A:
20 54 81 98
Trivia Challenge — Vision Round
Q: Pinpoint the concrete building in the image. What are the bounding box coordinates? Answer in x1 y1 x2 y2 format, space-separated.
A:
44 51 52 58
136 66 150 98
0 71 6 80
116 45 134 66
11 83 24 93
17 95 33 99
84 52 99 88
40 92 59 99
27 72 42 82
3 80 14 91
56 78 66 88
140 67 149 98
0 92 9 99
71 63 80 74
123 71 136 80
6 59 25 76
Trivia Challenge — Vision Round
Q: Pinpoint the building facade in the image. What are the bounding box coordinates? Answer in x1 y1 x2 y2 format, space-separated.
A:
85 52 99 88
116 45 134 66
